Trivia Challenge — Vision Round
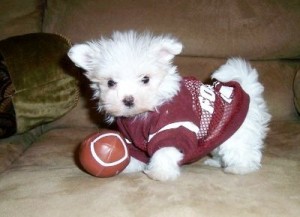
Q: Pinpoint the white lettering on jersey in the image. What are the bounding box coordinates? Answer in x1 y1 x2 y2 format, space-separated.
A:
199 85 215 114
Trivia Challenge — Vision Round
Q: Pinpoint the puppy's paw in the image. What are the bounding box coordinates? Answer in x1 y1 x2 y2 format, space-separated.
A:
203 158 222 168
144 147 183 181
144 166 180 181
122 157 146 173
224 165 260 175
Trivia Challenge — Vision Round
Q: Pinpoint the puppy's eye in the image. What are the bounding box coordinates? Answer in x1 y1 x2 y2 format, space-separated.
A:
107 79 117 88
141 76 150 84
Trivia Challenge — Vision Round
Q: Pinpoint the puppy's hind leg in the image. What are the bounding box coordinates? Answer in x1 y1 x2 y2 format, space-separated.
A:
203 148 223 168
218 119 264 175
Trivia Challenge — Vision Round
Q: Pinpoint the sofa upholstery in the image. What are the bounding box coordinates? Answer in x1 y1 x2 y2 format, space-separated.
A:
0 1 300 216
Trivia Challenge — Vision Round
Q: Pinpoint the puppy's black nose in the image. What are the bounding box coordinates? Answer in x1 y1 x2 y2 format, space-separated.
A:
122 96 134 107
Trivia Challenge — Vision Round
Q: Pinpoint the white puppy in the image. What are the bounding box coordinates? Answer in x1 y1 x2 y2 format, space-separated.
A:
68 31 271 181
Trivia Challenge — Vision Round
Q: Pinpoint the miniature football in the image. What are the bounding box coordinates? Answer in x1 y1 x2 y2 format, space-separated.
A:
79 130 130 177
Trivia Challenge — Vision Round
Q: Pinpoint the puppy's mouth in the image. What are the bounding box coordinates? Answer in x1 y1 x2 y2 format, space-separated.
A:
106 104 154 118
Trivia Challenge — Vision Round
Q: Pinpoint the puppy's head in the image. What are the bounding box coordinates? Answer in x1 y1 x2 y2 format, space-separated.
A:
68 31 182 122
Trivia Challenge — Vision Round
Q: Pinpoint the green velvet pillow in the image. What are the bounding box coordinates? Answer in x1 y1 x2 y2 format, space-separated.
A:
0 33 78 135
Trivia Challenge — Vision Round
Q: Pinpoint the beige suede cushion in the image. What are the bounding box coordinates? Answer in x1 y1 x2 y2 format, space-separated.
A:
44 0 300 60
1 121 300 217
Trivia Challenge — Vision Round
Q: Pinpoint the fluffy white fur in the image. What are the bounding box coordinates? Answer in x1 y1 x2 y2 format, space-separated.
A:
204 58 271 174
68 31 182 123
68 31 271 181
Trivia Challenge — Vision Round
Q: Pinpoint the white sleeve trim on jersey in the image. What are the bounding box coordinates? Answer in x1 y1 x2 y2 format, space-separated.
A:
148 121 200 142
219 85 234 103
124 138 132 144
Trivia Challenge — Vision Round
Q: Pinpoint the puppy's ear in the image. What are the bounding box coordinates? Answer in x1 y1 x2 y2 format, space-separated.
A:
155 37 183 62
68 44 97 71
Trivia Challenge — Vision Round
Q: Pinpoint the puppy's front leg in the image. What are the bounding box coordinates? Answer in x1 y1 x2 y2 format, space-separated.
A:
144 147 183 181
122 157 146 173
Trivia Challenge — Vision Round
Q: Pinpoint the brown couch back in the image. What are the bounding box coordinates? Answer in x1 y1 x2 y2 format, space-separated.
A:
42 0 300 60
2 0 299 60
1 0 299 123
0 1 42 40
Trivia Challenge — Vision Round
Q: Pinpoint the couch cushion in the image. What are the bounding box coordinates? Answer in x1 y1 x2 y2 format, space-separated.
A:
0 122 299 217
43 0 300 60
0 0 43 40
0 33 79 133
0 125 48 173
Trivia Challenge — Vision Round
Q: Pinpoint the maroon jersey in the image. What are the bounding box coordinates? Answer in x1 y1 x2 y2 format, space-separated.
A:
117 77 250 165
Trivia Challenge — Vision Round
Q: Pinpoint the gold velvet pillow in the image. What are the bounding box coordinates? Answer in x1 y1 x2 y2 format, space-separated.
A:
0 33 78 134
